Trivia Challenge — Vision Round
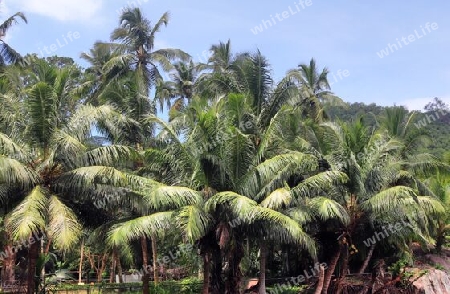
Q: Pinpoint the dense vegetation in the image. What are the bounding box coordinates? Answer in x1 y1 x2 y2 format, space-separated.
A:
0 8 449 294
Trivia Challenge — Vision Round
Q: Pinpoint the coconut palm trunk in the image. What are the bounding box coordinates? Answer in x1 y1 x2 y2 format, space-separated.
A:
435 223 446 253
225 242 244 294
314 264 325 294
117 257 123 283
27 240 39 294
210 239 224 294
114 247 123 283
358 244 375 274
151 235 159 284
2 249 16 283
258 241 268 294
335 243 349 294
78 238 84 284
322 246 341 294
109 258 115 283
1 231 16 284
201 251 211 294
141 237 150 294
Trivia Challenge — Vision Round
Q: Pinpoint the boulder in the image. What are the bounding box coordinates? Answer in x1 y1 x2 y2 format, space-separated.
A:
412 269 450 294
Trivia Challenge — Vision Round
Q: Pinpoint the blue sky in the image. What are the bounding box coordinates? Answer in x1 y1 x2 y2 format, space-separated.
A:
3 0 449 110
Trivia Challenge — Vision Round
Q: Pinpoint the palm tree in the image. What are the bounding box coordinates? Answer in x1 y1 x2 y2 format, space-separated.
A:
251 105 350 293
138 93 350 293
379 105 429 156
0 59 141 293
107 184 202 294
198 44 334 126
104 8 189 98
425 155 450 253
297 58 330 96
79 42 123 105
0 133 37 285
208 39 233 72
195 40 246 99
154 59 203 115
317 119 445 293
287 58 345 122
0 12 27 66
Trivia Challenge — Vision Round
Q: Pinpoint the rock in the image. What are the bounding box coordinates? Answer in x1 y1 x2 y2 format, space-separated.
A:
412 269 450 294
424 250 450 273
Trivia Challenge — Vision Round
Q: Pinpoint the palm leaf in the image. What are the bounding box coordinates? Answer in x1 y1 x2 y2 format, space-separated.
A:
142 186 202 210
108 212 174 245
308 197 350 225
6 186 47 240
48 196 82 251
176 205 212 242
260 188 292 210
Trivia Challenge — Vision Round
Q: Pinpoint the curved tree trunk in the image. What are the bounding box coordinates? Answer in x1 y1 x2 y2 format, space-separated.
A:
322 246 341 294
281 244 290 277
435 224 445 254
109 258 115 283
2 250 16 284
258 241 268 294
335 244 349 294
141 237 150 294
151 235 159 284
95 253 109 282
202 251 211 294
314 264 325 294
1 232 16 285
44 237 52 254
358 243 375 274
27 240 39 294
114 247 123 283
78 238 84 284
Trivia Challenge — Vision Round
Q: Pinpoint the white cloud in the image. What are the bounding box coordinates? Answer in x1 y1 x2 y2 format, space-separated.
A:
398 96 450 111
7 0 103 22
0 1 11 15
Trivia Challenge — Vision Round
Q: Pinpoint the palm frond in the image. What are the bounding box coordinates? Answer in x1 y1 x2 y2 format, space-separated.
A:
142 186 202 210
0 132 31 162
176 205 212 242
48 196 82 251
260 188 292 210
291 171 348 198
81 145 138 167
0 12 27 36
239 152 317 200
308 197 350 225
416 196 446 216
108 212 174 245
6 186 47 240
0 155 38 189
205 191 257 218
249 206 317 257
361 186 418 215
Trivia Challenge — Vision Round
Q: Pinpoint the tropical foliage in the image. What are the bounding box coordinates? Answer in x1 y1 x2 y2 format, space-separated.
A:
0 7 449 294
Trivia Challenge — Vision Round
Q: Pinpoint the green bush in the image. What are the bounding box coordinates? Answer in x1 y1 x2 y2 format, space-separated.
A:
50 278 202 293
180 277 203 293
266 285 308 294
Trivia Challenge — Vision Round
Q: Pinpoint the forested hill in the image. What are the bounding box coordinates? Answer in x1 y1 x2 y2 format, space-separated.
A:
325 98 450 157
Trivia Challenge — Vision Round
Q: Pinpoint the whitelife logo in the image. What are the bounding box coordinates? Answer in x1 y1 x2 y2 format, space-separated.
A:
414 108 449 129
376 22 438 58
0 231 46 260
251 0 313 35
363 221 413 247
37 31 81 57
